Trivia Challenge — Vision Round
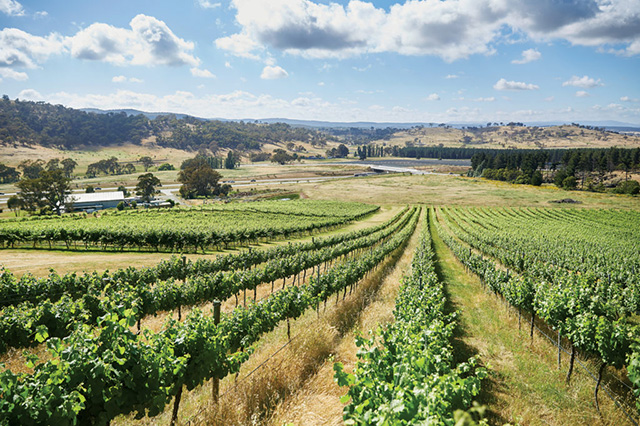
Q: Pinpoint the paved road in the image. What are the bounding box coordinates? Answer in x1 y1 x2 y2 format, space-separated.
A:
339 158 471 168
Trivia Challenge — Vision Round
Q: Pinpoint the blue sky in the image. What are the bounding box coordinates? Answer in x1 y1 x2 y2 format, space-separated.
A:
1 0 639 124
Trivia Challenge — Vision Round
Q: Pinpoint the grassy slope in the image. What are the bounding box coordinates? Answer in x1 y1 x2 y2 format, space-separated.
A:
429 209 627 425
377 124 640 150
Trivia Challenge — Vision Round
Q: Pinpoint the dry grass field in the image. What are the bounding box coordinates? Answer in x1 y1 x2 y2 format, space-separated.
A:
378 124 640 150
295 172 640 210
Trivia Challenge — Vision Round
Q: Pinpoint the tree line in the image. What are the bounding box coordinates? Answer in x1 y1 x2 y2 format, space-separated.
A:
469 147 640 193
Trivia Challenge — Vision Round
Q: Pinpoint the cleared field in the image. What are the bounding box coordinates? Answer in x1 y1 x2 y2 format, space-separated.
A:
295 172 640 209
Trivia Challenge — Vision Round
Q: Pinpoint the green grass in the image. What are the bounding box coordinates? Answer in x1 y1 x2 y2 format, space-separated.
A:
428 209 627 425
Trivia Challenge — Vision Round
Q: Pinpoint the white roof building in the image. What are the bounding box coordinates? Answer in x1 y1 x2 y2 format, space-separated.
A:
66 191 125 211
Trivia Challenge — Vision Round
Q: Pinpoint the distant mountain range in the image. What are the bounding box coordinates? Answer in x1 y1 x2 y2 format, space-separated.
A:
80 108 640 132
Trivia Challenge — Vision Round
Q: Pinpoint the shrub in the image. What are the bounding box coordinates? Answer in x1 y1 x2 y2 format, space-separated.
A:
554 169 568 188
530 170 543 186
562 176 577 190
614 180 640 195
158 163 175 171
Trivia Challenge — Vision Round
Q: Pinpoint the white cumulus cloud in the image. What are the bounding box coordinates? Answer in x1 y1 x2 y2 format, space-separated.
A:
576 90 590 97
0 67 28 81
493 78 539 91
0 28 65 69
0 0 24 16
67 14 199 67
562 75 602 88
426 93 440 101
191 67 216 78
17 88 42 100
260 65 288 79
215 0 640 61
512 48 541 64
198 0 221 9
215 32 262 59
112 75 143 83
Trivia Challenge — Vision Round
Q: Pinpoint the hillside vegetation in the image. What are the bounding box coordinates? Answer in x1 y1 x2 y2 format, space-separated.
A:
0 97 332 152
3 98 640 155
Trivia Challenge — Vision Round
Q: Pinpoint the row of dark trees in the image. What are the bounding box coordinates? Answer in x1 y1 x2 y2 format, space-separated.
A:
179 151 239 171
0 158 78 185
86 157 135 177
470 147 640 175
1 155 168 184
468 147 640 192
468 147 640 176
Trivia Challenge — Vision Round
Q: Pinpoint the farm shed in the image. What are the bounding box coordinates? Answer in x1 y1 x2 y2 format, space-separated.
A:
67 191 125 212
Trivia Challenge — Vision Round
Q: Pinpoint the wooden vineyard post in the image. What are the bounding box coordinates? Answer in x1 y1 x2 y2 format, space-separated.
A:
170 385 183 426
287 317 291 341
212 300 221 404
566 343 576 384
595 363 606 412
530 312 535 343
